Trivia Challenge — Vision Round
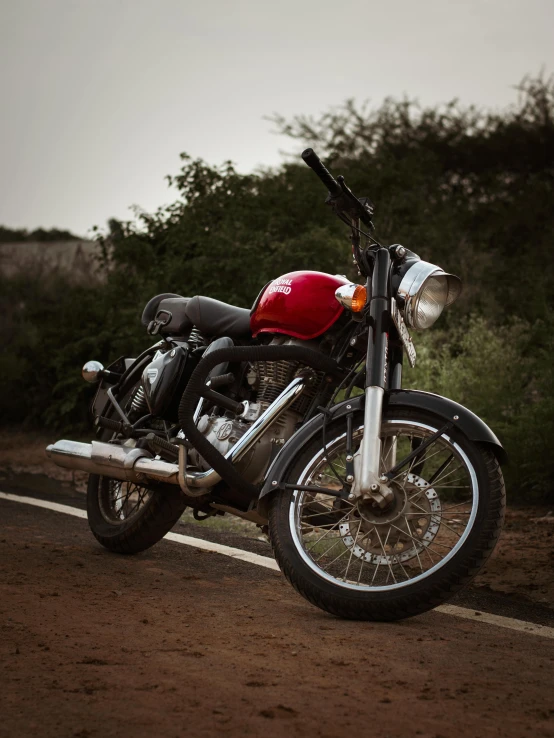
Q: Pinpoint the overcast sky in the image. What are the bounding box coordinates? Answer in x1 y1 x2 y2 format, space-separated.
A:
1 0 552 236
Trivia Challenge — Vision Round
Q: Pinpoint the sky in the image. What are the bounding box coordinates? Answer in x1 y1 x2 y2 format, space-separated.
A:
0 0 553 237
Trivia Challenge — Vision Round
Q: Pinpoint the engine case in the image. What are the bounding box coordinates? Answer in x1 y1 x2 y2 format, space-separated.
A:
189 408 299 485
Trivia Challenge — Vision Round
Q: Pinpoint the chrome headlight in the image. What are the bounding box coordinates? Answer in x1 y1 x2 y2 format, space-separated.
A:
396 261 462 330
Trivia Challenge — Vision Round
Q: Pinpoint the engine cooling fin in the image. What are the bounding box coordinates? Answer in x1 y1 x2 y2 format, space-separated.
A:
255 359 325 415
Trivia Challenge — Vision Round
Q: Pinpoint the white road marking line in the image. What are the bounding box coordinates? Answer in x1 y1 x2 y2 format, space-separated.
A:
0 492 278 570
2 490 554 639
164 531 279 570
0 492 88 519
436 604 554 639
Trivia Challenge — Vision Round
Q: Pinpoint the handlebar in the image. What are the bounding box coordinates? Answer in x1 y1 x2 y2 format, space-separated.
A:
301 148 374 228
301 148 342 197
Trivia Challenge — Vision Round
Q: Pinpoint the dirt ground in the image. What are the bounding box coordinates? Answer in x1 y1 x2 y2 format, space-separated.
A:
1 499 554 738
1 429 553 611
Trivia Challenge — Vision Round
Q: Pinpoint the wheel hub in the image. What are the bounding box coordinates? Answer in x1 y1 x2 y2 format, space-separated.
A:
339 473 442 565
357 483 408 525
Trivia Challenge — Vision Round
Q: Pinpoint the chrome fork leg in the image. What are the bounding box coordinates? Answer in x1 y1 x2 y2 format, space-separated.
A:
352 386 393 506
354 386 383 489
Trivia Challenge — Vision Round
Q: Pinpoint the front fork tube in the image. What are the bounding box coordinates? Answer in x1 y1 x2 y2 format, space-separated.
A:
352 247 394 506
355 385 386 496
381 340 403 470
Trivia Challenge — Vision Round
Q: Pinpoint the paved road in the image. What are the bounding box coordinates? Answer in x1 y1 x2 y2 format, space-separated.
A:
1 488 554 738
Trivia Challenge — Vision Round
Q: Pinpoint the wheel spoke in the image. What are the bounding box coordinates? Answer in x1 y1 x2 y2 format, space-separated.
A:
408 528 425 574
102 477 151 523
437 520 463 538
428 454 455 484
305 510 352 551
390 523 451 555
313 535 346 563
375 526 397 584
386 443 446 483
340 520 363 582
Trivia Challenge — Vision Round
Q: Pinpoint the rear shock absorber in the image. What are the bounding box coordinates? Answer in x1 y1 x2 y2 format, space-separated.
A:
129 385 148 415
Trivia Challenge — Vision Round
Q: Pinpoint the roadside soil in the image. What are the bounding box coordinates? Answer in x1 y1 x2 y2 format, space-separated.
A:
1 429 553 610
1 499 554 738
0 430 90 492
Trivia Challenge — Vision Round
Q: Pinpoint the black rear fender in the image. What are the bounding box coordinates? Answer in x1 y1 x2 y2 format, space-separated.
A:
257 389 507 516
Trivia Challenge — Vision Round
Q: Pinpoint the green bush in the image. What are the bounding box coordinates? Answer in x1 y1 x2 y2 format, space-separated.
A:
406 316 554 500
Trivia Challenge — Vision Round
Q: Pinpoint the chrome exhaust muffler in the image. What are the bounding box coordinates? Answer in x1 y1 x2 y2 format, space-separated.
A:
46 440 180 486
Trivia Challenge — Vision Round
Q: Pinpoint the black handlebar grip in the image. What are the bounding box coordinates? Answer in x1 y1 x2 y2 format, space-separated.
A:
301 148 342 196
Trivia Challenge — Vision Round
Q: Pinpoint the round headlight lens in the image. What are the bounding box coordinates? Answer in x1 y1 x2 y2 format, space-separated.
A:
396 260 462 331
414 275 449 330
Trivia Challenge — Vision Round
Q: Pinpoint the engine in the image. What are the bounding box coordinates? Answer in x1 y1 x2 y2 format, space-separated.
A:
188 340 325 485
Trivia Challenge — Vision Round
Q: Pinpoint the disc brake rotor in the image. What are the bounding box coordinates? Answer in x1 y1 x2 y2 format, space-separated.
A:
339 473 442 565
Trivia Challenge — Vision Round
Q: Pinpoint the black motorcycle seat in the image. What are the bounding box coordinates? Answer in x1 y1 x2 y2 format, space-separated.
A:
141 293 193 335
141 293 252 338
185 295 252 338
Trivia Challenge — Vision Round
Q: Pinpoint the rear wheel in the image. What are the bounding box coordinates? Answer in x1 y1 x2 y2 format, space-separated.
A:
86 381 187 554
268 407 505 620
87 473 187 554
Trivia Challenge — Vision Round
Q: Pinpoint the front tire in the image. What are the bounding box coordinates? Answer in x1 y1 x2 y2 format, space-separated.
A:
268 407 505 621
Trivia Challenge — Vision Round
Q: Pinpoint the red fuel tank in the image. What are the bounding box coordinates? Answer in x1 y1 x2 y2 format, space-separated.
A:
250 270 350 340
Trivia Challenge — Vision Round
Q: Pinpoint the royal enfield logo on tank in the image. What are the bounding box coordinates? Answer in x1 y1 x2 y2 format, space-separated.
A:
268 277 293 295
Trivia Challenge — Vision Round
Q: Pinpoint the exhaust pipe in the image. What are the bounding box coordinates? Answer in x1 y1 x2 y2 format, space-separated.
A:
46 440 179 485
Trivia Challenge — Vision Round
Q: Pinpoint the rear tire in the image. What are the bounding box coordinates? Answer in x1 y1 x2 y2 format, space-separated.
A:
86 378 187 554
87 474 187 554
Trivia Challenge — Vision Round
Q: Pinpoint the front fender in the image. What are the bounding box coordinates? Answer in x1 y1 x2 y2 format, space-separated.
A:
257 388 507 510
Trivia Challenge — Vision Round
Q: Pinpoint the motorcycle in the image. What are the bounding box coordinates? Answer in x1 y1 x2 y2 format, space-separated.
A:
47 148 506 621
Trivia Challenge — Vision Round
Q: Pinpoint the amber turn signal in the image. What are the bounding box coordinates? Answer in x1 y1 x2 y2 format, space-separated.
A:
335 284 367 312
350 285 367 312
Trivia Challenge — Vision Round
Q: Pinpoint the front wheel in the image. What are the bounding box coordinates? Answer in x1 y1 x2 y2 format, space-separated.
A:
268 407 505 621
